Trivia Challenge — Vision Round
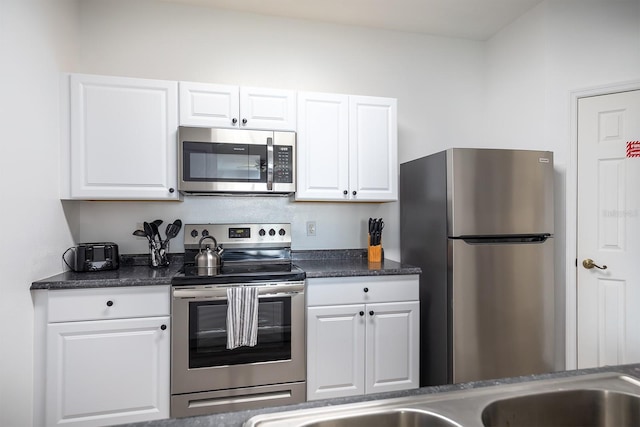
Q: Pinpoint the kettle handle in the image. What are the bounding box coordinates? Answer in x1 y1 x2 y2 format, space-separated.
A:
198 235 217 249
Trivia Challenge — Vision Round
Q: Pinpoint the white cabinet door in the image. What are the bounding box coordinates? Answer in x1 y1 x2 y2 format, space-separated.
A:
239 87 296 130
179 83 296 130
306 304 365 400
296 92 349 201
179 82 239 128
365 301 420 394
69 74 179 200
46 317 170 427
349 96 398 201
296 92 398 202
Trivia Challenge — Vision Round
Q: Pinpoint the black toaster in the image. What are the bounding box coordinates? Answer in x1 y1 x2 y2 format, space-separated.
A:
64 242 119 272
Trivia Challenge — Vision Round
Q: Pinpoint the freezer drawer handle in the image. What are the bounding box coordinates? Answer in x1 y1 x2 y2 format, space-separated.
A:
583 258 607 270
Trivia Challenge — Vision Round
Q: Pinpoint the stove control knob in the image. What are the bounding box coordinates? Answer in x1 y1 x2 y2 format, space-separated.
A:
202 229 209 237
279 228 286 236
259 229 266 236
190 229 198 238
269 228 276 236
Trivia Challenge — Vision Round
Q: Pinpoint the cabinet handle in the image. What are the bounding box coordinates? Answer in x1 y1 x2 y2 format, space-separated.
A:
169 188 175 193
359 311 365 316
242 118 248 125
343 190 348 195
369 310 374 316
106 300 114 307
352 191 357 196
363 287 369 293
232 118 238 125
161 324 167 330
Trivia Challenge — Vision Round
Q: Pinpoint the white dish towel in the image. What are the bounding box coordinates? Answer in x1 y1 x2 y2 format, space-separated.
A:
226 286 259 349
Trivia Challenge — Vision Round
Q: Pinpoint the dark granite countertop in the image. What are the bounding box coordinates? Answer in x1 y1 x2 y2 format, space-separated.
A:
31 250 420 290
117 364 640 427
292 249 421 278
30 255 183 290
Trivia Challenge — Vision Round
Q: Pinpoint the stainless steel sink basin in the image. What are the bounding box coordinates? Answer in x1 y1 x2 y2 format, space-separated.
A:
481 389 640 427
245 373 640 427
300 408 461 427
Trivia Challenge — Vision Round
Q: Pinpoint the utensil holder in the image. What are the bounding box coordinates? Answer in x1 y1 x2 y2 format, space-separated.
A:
368 236 382 263
149 241 169 268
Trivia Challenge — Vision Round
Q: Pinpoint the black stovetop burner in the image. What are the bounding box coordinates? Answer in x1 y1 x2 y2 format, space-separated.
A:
173 222 305 285
171 262 306 286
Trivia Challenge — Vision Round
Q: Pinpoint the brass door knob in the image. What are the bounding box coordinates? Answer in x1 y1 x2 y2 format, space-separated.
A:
583 258 607 270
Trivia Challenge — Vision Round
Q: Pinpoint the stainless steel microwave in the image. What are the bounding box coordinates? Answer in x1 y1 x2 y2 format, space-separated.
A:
178 127 296 194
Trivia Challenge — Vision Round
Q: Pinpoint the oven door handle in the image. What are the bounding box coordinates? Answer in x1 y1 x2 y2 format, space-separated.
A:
173 283 304 300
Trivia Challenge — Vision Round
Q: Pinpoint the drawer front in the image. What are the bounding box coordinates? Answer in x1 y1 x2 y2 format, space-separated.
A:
48 285 170 323
306 275 419 306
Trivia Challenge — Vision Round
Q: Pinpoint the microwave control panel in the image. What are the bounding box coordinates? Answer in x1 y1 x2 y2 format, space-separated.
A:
274 146 293 183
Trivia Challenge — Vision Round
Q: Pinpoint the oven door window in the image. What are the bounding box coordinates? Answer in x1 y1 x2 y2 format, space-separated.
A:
183 141 267 182
188 296 291 368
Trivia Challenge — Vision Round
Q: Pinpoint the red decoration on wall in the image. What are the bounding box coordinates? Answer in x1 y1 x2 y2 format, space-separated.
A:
627 141 640 158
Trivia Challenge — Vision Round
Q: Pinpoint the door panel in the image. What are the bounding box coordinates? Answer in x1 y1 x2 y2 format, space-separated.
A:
46 317 169 427
448 148 554 236
295 92 349 200
306 305 365 400
365 301 419 394
450 238 556 383
577 90 640 368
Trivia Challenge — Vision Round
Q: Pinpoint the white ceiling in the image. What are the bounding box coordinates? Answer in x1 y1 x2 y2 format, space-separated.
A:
159 0 545 40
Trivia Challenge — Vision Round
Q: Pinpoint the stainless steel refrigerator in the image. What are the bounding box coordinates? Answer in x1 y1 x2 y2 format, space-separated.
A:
400 148 556 386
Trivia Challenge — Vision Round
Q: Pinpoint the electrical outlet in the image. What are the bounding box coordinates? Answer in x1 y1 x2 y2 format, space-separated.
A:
306 221 316 236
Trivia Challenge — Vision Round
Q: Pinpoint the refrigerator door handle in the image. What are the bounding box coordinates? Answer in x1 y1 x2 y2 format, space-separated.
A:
456 234 551 244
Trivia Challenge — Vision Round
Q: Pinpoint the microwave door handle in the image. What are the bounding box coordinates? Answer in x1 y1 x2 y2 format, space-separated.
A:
266 137 274 191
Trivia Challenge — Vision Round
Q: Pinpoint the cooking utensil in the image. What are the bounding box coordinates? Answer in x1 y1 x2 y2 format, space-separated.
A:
132 229 147 238
195 235 222 275
143 221 155 247
165 219 182 242
150 222 162 245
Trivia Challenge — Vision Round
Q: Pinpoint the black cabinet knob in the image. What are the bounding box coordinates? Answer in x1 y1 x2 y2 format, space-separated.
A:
232 118 238 124
242 118 248 125
363 287 369 293
169 188 175 193
106 300 114 307
343 190 348 195
359 311 365 316
369 310 374 316
160 324 167 330
352 191 357 196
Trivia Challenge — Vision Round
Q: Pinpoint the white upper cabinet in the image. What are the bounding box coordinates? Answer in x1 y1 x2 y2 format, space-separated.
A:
295 92 350 201
179 82 296 131
349 96 398 201
296 92 398 202
178 82 239 128
66 74 179 200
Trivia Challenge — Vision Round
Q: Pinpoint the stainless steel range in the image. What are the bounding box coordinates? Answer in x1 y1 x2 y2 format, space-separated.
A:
171 223 306 418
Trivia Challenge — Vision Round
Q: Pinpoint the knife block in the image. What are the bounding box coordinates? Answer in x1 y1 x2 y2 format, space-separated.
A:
368 236 382 263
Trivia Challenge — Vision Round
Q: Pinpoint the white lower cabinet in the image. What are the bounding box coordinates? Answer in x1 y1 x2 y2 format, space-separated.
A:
33 286 170 427
306 276 419 400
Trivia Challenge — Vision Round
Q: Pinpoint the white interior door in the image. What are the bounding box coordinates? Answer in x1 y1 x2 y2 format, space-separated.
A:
577 90 640 368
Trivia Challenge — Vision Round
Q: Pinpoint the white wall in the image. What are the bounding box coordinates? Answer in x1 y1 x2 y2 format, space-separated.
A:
484 0 640 369
71 0 486 261
0 1 79 426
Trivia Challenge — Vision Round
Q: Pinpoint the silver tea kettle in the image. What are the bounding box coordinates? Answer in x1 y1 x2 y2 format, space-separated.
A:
195 235 223 276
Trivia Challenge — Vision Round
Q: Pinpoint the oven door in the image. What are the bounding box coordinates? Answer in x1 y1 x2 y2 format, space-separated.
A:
171 282 305 395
